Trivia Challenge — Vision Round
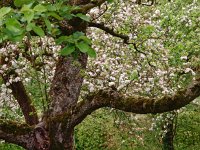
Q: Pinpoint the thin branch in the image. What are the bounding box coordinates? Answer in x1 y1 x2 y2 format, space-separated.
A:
91 4 108 21
72 77 200 126
141 2 154 6
88 22 129 43
74 0 107 13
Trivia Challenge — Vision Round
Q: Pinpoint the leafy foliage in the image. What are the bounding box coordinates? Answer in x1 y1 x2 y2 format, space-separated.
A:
0 0 95 57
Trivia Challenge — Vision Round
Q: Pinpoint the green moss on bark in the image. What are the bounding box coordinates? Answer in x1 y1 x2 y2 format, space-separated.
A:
0 120 33 135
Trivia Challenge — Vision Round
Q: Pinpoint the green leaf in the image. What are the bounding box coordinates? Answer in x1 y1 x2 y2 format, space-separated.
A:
2 28 24 42
76 13 90 22
46 5 57 11
130 70 139 80
23 10 34 23
10 34 24 42
51 28 61 36
32 25 45 37
63 14 73 20
70 6 81 11
0 34 8 43
73 31 84 39
87 47 96 58
60 5 70 12
44 18 52 32
56 36 68 44
76 41 90 53
21 4 31 11
0 7 12 18
6 18 23 36
107 0 114 3
33 4 47 12
48 12 63 20
26 23 35 31
60 45 75 56
72 32 92 44
79 36 92 45
14 0 35 7
56 36 74 44
59 5 74 20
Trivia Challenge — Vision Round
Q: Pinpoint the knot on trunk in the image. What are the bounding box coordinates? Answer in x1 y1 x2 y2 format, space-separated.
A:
34 122 50 150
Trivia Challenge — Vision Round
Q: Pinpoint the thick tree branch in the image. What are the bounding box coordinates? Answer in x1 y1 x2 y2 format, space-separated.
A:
5 75 39 125
0 119 34 149
72 77 200 126
0 56 39 125
0 119 50 149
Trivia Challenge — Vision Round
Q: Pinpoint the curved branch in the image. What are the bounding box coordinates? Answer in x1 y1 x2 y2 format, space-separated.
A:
72 77 200 126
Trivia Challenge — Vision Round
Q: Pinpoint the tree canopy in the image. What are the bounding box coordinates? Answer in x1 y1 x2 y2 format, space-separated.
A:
0 0 199 149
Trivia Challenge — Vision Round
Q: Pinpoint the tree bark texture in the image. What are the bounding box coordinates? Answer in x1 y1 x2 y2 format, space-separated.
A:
48 54 87 150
